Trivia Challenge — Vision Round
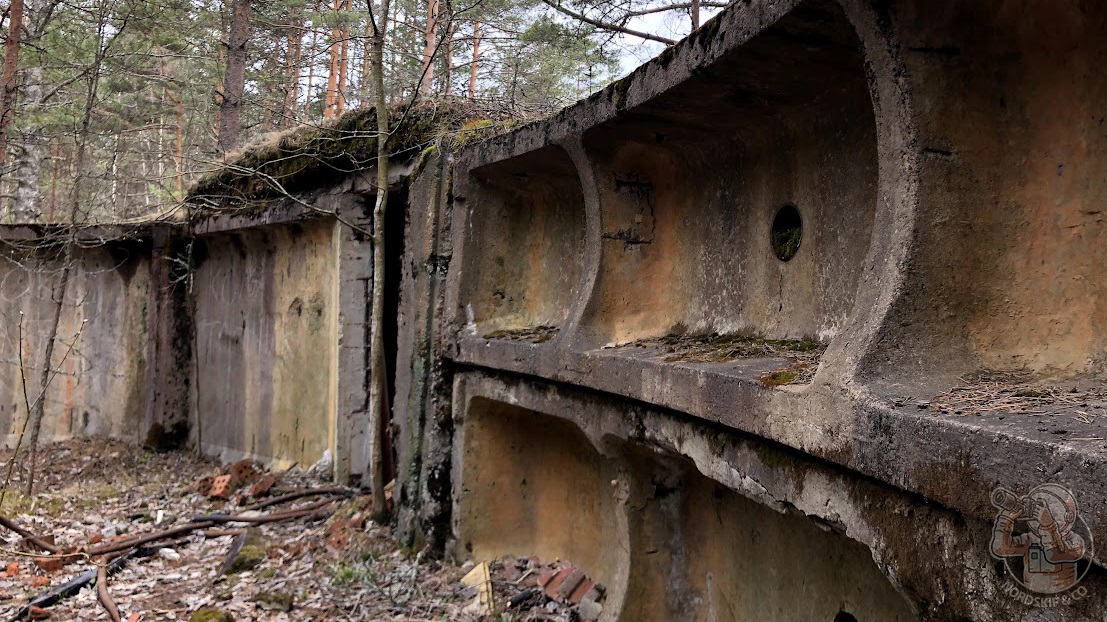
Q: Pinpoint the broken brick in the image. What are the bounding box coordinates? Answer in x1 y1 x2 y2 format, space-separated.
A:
28 605 50 619
4 562 17 576
33 556 63 573
228 460 260 486
556 568 586 602
208 474 234 500
31 576 50 588
247 473 279 499
194 475 215 494
540 566 574 600
568 576 596 604
88 532 104 545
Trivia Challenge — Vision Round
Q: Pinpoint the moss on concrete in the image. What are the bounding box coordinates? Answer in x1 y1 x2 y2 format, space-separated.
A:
482 325 559 344
187 101 528 214
628 331 824 364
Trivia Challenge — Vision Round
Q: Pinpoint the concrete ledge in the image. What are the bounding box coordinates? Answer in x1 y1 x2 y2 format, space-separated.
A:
453 369 1107 621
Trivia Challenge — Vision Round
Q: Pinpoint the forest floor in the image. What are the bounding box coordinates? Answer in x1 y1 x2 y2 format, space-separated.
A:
0 438 592 621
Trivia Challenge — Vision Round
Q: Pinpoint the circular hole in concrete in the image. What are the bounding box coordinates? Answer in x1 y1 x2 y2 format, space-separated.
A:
834 612 859 622
770 204 802 261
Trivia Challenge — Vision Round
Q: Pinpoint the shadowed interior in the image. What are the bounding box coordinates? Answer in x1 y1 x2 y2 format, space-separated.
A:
616 444 918 622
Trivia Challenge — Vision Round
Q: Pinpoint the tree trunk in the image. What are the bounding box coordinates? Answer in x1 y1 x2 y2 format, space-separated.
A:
367 0 390 518
218 0 250 153
336 0 349 116
23 261 68 494
467 20 480 98
283 6 303 126
441 10 454 96
324 0 339 117
0 0 25 193
691 0 700 29
12 62 43 223
306 25 317 116
418 0 437 95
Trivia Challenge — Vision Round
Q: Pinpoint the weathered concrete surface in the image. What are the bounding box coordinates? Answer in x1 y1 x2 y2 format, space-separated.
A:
191 219 339 468
416 0 1107 620
452 371 1107 621
394 151 455 550
0 185 378 481
0 236 153 445
190 186 377 478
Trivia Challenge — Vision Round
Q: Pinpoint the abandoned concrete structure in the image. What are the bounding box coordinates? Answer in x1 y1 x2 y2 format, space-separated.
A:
2 0 1105 620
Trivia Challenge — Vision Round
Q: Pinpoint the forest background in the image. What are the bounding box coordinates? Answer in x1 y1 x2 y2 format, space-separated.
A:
0 0 725 224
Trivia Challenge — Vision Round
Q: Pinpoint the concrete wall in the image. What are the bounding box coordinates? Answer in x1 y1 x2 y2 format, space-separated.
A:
188 190 375 477
0 189 376 480
395 0 1107 620
191 220 340 468
0 240 152 444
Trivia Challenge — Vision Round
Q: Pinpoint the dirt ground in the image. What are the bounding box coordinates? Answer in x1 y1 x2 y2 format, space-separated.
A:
0 439 605 622
0 438 475 621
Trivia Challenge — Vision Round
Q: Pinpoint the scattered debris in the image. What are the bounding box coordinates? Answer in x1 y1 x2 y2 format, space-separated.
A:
482 325 560 344
928 371 1107 418
459 561 493 615
758 360 819 388
0 438 487 621
610 331 825 385
458 556 607 621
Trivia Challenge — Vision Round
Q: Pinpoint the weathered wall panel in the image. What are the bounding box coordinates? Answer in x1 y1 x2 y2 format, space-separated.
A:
0 243 151 445
191 220 338 468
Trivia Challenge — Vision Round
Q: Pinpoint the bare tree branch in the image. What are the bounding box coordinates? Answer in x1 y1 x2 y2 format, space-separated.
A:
538 0 677 45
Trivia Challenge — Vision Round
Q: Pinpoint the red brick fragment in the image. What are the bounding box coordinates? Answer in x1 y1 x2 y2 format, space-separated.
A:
28 605 50 619
556 569 586 601
4 562 17 576
248 473 279 499
536 569 558 587
88 532 104 545
194 475 215 494
31 576 49 588
228 460 260 486
568 577 596 604
541 566 574 600
33 557 62 573
208 474 234 500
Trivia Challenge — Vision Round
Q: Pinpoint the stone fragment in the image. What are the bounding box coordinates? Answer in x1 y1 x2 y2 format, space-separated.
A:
577 598 603 620
223 528 267 574
158 548 181 562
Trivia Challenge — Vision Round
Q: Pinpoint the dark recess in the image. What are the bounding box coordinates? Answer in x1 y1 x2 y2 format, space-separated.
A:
770 204 802 261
